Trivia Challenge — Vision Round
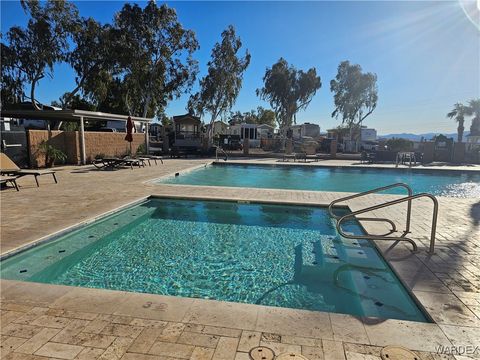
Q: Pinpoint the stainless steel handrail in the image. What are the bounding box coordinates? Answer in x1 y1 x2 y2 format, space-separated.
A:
215 147 228 161
328 183 413 234
336 193 439 254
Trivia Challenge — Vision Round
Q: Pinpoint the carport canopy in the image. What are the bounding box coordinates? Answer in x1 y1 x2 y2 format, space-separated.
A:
0 109 153 165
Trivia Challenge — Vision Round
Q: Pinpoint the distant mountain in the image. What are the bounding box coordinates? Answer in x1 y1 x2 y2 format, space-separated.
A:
378 132 469 141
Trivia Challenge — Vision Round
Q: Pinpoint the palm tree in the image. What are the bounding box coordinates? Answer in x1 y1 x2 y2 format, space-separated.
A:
447 103 468 142
466 99 480 136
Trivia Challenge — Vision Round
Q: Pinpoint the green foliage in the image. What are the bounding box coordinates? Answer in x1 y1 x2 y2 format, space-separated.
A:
55 94 96 112
3 0 79 109
115 1 199 118
227 106 275 127
96 78 129 115
0 43 24 108
256 58 321 131
332 124 360 140
256 107 275 127
37 140 67 167
330 61 378 129
62 18 114 108
466 99 480 136
447 103 468 142
61 122 79 131
160 115 172 127
136 143 146 155
188 25 251 138
386 138 413 152
448 98 480 139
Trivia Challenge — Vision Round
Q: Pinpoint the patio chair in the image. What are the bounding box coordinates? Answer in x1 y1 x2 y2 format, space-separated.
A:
122 156 146 168
294 152 307 162
360 151 375 164
0 153 57 187
92 157 143 170
139 154 164 164
0 175 19 191
282 153 296 162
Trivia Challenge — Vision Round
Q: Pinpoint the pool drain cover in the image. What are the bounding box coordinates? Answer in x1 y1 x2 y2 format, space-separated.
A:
276 353 309 360
249 346 275 360
380 346 420 360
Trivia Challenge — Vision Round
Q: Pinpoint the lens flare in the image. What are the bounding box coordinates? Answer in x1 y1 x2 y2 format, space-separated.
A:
459 0 480 30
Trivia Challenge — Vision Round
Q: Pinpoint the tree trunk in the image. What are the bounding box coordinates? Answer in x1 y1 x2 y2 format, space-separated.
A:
457 121 464 143
208 115 217 145
30 80 42 110
142 93 152 119
62 82 83 109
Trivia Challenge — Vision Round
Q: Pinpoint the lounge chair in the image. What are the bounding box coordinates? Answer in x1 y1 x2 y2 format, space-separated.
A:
92 157 143 170
360 151 375 164
139 154 164 164
0 175 19 191
0 153 57 187
282 152 307 162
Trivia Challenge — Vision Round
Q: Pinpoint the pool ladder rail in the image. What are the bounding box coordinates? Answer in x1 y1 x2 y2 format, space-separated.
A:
215 147 228 162
328 183 439 254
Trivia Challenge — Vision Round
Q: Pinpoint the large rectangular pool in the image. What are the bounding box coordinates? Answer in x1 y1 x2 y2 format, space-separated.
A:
157 163 480 198
1 198 428 322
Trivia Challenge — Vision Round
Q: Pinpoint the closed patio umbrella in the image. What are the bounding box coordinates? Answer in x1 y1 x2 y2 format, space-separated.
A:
125 116 134 155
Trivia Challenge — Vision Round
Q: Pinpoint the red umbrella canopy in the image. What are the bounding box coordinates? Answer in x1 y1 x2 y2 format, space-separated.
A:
125 116 134 142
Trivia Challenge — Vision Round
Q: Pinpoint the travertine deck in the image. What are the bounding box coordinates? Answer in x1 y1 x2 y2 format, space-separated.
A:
1 158 479 360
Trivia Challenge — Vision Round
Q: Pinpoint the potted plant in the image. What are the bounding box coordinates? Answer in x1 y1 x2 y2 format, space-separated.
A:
37 140 67 168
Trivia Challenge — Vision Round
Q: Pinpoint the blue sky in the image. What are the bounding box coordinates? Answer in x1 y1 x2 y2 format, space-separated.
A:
1 1 479 134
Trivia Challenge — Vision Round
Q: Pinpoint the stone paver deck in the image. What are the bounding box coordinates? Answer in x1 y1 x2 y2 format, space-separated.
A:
1 158 479 360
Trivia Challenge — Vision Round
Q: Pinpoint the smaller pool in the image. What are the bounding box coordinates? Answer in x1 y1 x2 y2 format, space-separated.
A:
157 163 480 198
1 198 429 322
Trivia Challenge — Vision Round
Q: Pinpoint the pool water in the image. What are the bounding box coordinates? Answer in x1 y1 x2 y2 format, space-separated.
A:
1 198 428 322
158 164 480 198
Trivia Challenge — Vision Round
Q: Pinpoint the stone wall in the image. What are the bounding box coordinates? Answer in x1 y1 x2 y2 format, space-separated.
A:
27 130 145 167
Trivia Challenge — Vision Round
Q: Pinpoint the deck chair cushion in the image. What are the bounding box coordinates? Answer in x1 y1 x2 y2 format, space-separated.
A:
0 153 20 172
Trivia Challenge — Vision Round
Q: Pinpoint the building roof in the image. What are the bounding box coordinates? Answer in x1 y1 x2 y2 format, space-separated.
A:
172 113 200 123
257 124 274 129
0 109 153 123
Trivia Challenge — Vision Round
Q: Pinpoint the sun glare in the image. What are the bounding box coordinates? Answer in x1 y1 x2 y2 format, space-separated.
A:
459 0 480 30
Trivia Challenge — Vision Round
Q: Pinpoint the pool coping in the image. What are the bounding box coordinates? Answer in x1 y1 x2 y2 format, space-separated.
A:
0 193 434 324
144 161 212 184
212 159 480 174
0 196 151 261
150 161 480 200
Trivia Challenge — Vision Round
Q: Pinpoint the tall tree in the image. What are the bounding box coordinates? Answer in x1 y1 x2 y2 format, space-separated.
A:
0 42 25 108
3 0 79 109
256 106 276 127
62 18 114 108
330 61 378 133
188 25 251 140
466 98 480 136
115 1 199 118
256 58 321 132
447 103 468 142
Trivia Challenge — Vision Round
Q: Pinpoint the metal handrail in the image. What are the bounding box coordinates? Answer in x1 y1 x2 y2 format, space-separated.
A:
336 193 439 254
215 147 228 161
328 183 413 234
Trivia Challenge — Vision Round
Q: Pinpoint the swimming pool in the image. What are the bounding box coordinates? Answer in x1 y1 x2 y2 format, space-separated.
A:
1 198 428 322
157 163 480 198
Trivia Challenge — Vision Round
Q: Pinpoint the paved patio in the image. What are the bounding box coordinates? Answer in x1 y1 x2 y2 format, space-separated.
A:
1 158 479 360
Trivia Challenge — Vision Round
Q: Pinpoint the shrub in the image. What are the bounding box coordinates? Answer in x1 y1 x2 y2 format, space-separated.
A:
37 140 67 167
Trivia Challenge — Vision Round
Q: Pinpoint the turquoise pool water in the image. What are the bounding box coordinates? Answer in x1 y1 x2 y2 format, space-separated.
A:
1 199 428 322
158 164 480 198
